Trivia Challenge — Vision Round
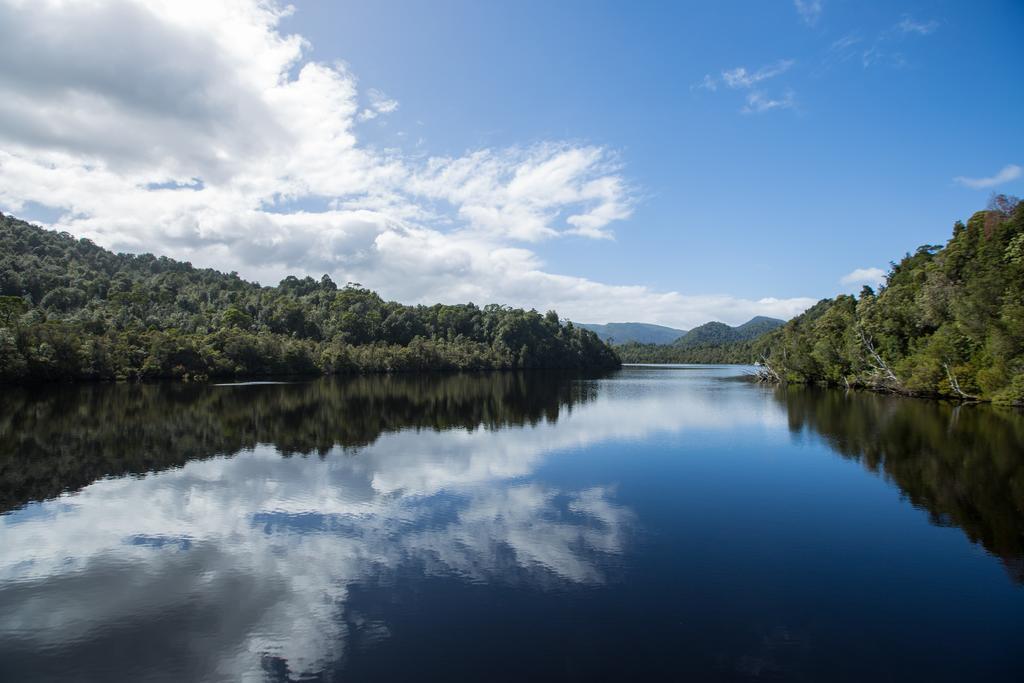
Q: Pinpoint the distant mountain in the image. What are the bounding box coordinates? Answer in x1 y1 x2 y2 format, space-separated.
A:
615 316 787 364
672 316 784 348
735 315 787 339
577 316 784 348
576 322 687 345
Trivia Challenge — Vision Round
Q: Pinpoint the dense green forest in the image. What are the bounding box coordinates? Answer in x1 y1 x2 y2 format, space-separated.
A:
0 214 619 382
760 196 1024 405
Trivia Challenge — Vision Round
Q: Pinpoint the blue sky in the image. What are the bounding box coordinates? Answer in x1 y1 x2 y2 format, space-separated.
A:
285 0 1023 301
1 0 1021 325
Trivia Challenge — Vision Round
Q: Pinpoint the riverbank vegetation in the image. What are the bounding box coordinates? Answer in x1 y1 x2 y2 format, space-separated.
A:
0 214 619 382
620 197 1024 405
759 196 1024 405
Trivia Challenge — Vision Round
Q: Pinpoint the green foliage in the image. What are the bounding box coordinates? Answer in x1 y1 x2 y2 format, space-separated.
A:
0 213 619 382
0 296 27 326
759 196 1024 405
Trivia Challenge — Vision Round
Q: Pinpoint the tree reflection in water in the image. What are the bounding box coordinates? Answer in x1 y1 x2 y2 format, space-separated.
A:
774 385 1024 583
0 371 634 680
0 372 598 511
1 369 1022 680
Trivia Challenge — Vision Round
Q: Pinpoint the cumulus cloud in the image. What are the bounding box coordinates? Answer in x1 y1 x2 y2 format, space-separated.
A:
0 0 813 327
953 164 1022 190
840 267 886 287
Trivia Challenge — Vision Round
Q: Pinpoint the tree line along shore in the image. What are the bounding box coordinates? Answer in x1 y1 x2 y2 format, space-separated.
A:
2 195 1022 405
0 214 619 382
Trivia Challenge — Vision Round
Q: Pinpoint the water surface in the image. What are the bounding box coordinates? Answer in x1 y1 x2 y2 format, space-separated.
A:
1 366 1022 681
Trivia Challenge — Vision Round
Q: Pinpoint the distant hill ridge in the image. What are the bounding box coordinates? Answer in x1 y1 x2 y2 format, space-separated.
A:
575 322 687 345
578 316 784 347
673 315 785 348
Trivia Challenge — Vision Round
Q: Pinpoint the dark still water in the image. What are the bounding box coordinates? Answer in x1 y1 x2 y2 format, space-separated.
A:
1 366 1022 681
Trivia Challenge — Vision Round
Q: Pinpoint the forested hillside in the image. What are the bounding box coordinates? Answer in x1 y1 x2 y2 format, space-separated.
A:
673 316 783 348
0 214 619 381
760 196 1024 405
616 316 783 364
576 322 687 344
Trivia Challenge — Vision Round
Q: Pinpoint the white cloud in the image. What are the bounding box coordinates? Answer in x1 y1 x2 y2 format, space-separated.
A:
0 0 813 328
793 0 823 26
897 16 939 36
692 73 718 92
358 87 399 121
696 60 796 116
699 59 794 92
838 14 939 69
830 33 862 53
368 88 398 114
722 60 795 89
840 267 886 287
742 90 796 114
953 164 1022 190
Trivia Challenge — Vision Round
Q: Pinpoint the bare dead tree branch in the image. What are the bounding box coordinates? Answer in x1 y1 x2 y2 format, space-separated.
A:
856 327 901 388
943 362 977 400
755 354 782 383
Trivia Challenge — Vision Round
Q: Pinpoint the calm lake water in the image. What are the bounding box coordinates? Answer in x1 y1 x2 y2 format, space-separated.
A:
1 365 1022 681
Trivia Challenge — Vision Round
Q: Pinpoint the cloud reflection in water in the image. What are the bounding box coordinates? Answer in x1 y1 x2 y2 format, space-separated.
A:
0 368 784 679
